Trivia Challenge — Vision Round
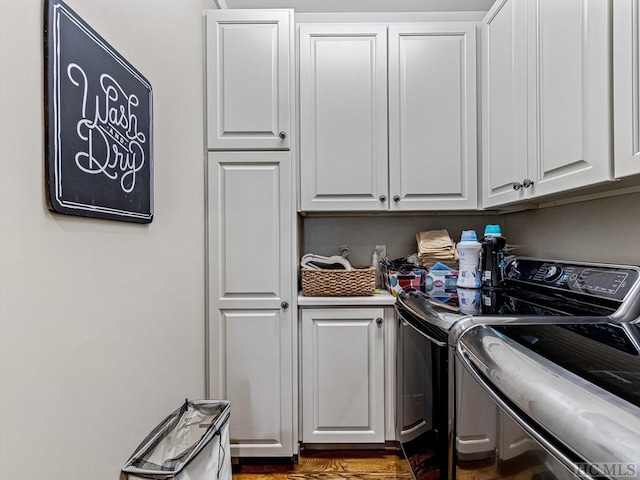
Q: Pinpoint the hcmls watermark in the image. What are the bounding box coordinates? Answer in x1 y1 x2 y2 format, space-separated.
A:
574 463 638 478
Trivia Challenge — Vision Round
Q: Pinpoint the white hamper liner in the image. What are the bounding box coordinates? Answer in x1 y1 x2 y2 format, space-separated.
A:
122 400 231 480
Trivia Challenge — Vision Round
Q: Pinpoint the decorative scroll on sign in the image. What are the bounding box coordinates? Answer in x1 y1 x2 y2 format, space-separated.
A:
44 0 153 223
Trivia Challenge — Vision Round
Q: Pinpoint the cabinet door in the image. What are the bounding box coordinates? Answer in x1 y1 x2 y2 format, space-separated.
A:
299 24 388 211
207 151 295 457
205 10 292 150
388 23 477 210
527 0 612 197
614 0 640 178
301 308 385 443
208 151 293 311
211 310 293 457
481 0 529 208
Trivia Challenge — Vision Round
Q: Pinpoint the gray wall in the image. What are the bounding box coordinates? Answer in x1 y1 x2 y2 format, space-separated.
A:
503 192 640 265
302 191 640 268
0 1 214 479
302 214 500 266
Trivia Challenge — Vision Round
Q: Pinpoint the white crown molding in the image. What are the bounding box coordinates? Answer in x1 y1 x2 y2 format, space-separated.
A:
225 0 495 13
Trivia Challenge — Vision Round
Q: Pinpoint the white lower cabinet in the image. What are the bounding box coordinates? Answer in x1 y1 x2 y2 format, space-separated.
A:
301 308 385 444
210 309 294 456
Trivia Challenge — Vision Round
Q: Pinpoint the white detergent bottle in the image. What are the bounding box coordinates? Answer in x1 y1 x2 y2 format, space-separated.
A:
457 230 481 288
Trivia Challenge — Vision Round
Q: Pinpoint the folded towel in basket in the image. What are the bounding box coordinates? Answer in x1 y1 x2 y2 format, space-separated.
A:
300 253 353 270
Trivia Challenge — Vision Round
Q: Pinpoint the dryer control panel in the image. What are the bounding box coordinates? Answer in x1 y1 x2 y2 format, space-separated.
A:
505 258 640 302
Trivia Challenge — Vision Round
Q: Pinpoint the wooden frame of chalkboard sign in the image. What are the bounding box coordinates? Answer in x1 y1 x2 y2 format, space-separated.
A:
44 0 153 223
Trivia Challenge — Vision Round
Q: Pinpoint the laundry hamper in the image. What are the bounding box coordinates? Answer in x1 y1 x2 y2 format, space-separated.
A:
122 399 231 480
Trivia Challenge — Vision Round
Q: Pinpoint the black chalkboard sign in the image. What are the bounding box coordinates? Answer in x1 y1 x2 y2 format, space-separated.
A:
44 0 153 223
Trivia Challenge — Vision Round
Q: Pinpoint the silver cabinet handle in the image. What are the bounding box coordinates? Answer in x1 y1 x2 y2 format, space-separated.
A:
513 181 523 191
279 131 287 140
376 317 383 327
379 195 387 202
393 195 400 202
523 178 534 188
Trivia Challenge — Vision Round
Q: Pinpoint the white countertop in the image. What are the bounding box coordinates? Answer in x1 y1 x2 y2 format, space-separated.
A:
298 289 397 307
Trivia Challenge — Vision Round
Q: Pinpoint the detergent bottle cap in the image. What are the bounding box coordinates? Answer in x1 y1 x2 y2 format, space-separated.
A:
483 225 502 236
460 230 478 242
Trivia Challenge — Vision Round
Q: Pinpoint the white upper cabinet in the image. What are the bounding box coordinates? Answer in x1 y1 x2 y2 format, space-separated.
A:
614 0 640 178
482 0 613 208
299 24 388 211
482 0 529 207
299 22 478 212
388 23 478 210
528 0 611 196
206 10 292 150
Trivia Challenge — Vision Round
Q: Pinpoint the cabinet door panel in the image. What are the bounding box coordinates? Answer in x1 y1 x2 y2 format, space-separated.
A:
482 0 529 207
614 0 640 178
389 23 477 210
529 0 612 195
206 10 291 150
301 308 384 443
208 151 292 310
300 25 388 211
210 309 293 456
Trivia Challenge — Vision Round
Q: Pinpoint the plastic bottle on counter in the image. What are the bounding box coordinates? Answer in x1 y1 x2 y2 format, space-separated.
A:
480 225 507 288
371 249 381 289
456 230 481 288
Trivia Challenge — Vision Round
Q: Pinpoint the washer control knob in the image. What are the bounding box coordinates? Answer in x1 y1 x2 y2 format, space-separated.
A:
544 265 563 282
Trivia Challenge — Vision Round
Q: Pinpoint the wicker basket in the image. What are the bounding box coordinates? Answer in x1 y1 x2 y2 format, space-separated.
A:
301 267 376 297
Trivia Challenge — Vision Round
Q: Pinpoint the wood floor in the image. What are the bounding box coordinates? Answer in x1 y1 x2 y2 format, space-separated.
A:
232 449 413 480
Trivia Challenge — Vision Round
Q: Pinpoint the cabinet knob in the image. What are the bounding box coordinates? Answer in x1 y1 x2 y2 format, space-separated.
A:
281 301 289 310
379 195 387 203
376 317 383 327
393 195 400 203
523 178 534 188
512 181 523 191
279 131 287 140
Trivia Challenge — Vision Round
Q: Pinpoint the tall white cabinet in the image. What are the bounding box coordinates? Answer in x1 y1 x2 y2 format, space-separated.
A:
299 23 478 212
482 0 613 208
205 10 297 458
